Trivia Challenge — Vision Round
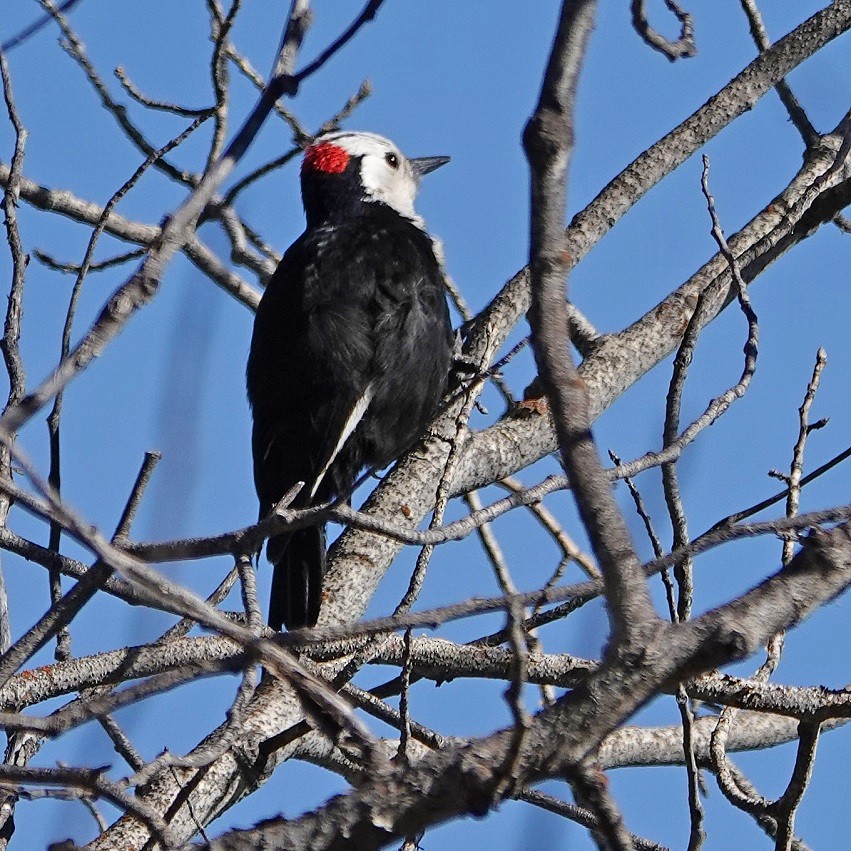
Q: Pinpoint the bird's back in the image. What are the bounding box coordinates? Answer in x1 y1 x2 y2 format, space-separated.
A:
247 203 453 515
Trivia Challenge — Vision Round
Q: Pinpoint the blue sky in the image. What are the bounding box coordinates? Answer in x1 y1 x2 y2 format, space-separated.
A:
1 1 850 848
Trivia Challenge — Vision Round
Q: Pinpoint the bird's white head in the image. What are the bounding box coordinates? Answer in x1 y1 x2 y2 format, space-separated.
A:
301 131 449 228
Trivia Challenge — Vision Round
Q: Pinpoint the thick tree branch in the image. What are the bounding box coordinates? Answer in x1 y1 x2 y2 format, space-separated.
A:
453 118 851 494
523 0 656 651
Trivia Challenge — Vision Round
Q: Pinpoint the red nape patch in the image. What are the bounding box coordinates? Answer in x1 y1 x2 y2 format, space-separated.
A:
303 142 350 174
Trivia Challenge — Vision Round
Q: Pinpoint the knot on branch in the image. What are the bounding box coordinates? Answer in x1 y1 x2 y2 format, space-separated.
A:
522 110 573 163
710 625 752 664
106 288 137 322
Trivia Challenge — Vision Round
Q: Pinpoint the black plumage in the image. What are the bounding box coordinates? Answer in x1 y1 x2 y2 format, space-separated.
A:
247 132 453 630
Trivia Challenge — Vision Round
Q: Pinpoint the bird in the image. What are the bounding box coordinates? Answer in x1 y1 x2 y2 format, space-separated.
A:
247 131 453 631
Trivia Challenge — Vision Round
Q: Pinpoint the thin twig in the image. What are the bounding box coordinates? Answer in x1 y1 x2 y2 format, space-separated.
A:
225 43 307 139
0 452 160 695
678 683 706 850
771 722 820 851
82 450 163 775
710 634 784 824
711 442 851 531
662 291 714 624
519 788 668 850
206 0 243 168
631 0 696 61
782 350 827 564
33 247 145 274
497 475 599 578
610 448 705 848
0 0 84 53
394 628 415 764
114 65 213 116
221 147 300 206
738 0 818 146
0 763 175 847
464 489 522 597
293 0 385 82
608 450 674 616
343 681 451 751
0 44 28 657
40 0 201 187
494 595 531 799
158 565 241 642
0 163 262 307
112 451 162 542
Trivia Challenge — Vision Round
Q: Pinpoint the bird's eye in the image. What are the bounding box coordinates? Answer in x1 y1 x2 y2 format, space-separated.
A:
385 152 400 169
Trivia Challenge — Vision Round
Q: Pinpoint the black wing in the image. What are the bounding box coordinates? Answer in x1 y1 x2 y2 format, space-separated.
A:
246 207 453 629
247 209 452 515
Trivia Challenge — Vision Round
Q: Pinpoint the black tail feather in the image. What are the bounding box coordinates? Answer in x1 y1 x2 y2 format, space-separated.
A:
268 525 326 631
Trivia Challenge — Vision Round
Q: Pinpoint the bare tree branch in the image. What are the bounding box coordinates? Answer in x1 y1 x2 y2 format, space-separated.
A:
523 0 657 651
0 3 847 847
631 0 696 61
191 525 851 849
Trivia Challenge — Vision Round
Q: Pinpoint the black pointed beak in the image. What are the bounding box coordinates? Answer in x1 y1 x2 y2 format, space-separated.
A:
410 155 450 179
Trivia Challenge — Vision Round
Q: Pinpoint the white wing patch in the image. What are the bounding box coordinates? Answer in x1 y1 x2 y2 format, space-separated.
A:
310 384 375 500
